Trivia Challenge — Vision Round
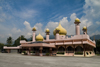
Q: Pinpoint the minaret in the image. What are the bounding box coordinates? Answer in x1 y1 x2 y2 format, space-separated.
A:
32 27 36 42
74 18 81 35
82 26 87 35
45 28 50 40
55 27 60 40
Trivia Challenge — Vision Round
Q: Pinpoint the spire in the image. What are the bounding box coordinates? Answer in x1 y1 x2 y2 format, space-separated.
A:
86 24 87 34
59 22 61 27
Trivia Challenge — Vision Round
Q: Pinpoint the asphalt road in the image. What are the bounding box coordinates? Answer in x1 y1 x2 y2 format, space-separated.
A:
0 53 100 67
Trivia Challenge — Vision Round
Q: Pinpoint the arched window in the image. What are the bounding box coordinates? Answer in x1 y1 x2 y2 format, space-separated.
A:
67 46 74 51
58 46 65 51
75 46 83 51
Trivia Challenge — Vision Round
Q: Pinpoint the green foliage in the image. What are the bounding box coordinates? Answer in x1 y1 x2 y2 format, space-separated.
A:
4 44 14 47
0 43 4 51
7 36 13 45
22 51 26 53
96 54 100 56
22 51 27 55
96 39 100 53
57 52 64 54
30 51 35 53
46 53 49 56
75 52 83 55
13 35 27 46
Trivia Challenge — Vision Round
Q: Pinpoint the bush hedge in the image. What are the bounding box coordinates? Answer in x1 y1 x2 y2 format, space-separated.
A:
75 52 83 55
57 52 64 54
46 53 49 56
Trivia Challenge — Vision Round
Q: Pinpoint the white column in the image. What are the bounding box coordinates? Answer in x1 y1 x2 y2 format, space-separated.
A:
76 24 80 35
56 33 59 40
46 35 49 40
32 31 35 42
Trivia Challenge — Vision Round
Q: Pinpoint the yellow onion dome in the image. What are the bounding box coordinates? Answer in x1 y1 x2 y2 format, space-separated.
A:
56 27 60 31
32 27 36 31
36 34 44 41
53 23 67 35
75 18 80 23
45 28 50 33
83 26 87 30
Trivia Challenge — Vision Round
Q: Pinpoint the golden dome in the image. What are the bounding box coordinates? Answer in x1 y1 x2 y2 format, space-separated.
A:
53 23 67 35
36 34 44 41
83 26 87 30
45 28 50 33
32 27 36 31
56 27 60 31
75 18 80 23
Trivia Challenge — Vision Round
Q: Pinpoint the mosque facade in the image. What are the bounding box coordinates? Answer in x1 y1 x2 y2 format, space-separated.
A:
4 18 96 57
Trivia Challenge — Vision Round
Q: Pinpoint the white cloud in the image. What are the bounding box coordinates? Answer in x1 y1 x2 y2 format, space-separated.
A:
24 21 32 31
45 13 77 35
1 0 100 43
91 30 100 36
84 0 100 20
80 0 100 35
0 21 32 43
45 21 58 35
15 9 37 19
12 28 21 33
70 13 77 23
34 23 45 36
96 21 100 25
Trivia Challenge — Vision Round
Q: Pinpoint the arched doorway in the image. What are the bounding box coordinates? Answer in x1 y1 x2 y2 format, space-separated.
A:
58 46 65 52
75 46 83 55
75 46 83 51
34 47 40 56
66 46 74 53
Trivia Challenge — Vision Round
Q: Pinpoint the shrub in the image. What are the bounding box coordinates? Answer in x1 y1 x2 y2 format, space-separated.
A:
75 52 83 55
57 52 64 54
30 51 33 53
22 51 27 55
22 51 25 53
46 53 49 56
30 51 35 53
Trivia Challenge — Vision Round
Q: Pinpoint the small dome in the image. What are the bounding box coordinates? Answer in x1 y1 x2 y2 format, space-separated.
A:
75 18 80 23
53 23 67 35
36 34 44 41
45 28 50 33
83 26 87 30
32 27 36 31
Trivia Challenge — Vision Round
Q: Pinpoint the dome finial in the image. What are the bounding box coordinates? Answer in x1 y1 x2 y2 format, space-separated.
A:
45 28 50 33
83 26 87 30
32 27 36 31
74 18 81 24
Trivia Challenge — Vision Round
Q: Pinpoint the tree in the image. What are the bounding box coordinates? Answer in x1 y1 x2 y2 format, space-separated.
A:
13 35 27 46
7 36 13 45
0 43 4 52
95 39 100 53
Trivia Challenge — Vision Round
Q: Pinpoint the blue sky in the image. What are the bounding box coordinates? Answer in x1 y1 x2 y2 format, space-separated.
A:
0 0 100 43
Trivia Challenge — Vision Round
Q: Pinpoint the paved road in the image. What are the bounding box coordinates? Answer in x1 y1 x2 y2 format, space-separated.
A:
0 53 100 67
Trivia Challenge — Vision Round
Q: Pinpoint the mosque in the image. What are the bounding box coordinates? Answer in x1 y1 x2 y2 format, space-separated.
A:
4 18 96 57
